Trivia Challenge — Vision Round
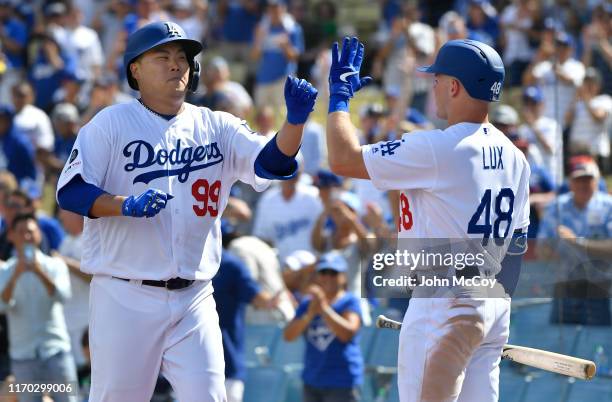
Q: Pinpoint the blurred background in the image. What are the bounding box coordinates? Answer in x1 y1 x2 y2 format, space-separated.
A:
0 0 609 401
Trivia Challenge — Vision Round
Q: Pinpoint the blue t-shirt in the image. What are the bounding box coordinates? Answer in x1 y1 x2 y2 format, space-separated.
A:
295 292 363 389
29 51 78 111
38 216 65 252
0 127 36 185
222 2 260 43
2 18 27 68
212 250 260 381
54 135 76 163
538 192 612 240
256 22 304 84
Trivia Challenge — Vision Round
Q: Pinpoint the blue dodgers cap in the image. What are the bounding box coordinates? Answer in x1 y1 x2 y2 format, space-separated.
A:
316 252 348 273
316 169 343 187
522 86 543 103
417 39 505 102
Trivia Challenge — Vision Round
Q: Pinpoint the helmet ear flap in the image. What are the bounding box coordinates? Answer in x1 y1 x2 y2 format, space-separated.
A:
188 60 200 93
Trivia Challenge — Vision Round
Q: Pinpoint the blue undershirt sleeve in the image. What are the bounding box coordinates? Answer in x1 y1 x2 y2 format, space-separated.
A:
254 134 299 180
57 175 107 218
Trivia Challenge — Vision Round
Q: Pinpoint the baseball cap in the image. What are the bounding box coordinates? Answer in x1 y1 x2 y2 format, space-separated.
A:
569 158 600 179
52 103 79 123
284 250 316 271
44 2 67 17
316 252 348 273
555 31 574 47
491 104 518 126
523 86 543 103
315 169 343 188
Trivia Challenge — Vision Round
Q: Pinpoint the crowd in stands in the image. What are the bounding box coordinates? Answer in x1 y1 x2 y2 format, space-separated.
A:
0 0 609 400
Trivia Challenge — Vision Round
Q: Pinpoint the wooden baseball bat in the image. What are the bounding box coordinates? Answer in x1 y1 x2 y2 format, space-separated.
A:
375 315 597 380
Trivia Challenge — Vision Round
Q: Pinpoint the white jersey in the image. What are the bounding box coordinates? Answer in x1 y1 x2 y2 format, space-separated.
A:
363 122 530 275
56 99 270 281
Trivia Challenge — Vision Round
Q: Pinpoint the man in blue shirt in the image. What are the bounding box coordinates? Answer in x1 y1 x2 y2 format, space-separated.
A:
213 221 280 402
0 105 36 186
0 213 77 402
251 0 304 110
538 159 612 325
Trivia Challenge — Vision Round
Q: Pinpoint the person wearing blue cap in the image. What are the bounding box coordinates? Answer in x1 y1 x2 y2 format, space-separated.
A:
518 85 562 187
325 37 530 402
284 251 364 402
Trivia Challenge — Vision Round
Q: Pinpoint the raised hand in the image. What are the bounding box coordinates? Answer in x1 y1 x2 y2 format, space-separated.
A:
329 37 373 101
284 76 318 125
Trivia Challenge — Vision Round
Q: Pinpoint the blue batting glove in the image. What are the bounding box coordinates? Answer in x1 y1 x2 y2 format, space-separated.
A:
328 37 372 113
122 189 171 218
284 76 318 125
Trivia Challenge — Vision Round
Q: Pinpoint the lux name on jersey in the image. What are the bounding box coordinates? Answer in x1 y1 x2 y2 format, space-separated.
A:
482 146 503 170
123 139 224 184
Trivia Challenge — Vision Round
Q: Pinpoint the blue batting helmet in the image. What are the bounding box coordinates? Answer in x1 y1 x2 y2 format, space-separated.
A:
124 21 203 92
417 39 505 102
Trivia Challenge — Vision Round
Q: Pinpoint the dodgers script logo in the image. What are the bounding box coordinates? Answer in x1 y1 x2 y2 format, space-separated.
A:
123 139 223 184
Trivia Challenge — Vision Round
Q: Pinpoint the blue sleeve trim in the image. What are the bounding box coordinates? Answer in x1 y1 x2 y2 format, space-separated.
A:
254 134 299 180
57 175 106 218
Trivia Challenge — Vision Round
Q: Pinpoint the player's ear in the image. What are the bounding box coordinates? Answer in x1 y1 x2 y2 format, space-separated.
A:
450 78 461 98
130 61 141 82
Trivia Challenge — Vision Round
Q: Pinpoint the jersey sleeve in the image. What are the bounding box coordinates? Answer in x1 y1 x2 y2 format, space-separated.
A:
56 119 112 199
362 131 438 191
220 112 270 192
515 162 531 231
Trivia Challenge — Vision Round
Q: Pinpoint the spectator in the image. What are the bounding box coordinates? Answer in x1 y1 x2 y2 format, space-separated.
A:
169 0 208 45
499 0 538 87
251 0 304 110
195 56 253 119
51 102 80 172
282 249 317 302
566 67 612 174
90 0 133 63
511 137 555 238
213 237 282 402
0 213 78 402
11 83 55 173
581 4 611 96
26 33 78 112
80 74 130 124
296 0 336 79
537 159 612 325
48 4 104 84
217 0 261 64
254 105 276 139
523 31 585 125
52 71 88 111
283 252 364 402
465 0 499 47
253 170 323 261
55 209 90 376
222 219 295 324
518 85 562 186
300 120 325 176
311 191 385 325
0 0 27 103
0 105 36 187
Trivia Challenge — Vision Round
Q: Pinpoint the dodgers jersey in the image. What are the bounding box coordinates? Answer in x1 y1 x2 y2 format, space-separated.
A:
56 99 270 281
363 122 530 275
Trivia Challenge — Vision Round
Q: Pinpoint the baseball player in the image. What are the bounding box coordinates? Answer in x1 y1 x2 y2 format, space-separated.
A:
325 37 530 402
55 21 317 402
